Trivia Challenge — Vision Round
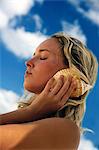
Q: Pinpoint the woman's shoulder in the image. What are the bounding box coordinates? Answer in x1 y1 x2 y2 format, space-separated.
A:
48 117 80 139
33 117 80 149
57 117 80 136
0 117 80 149
38 117 80 134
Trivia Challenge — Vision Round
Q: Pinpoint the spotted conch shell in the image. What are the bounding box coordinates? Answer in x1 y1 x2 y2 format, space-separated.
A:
53 68 92 98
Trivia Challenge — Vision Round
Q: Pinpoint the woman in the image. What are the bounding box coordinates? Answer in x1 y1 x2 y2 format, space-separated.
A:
0 32 98 150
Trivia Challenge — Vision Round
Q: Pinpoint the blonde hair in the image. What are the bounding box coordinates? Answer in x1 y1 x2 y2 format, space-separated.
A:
18 32 98 134
51 32 98 134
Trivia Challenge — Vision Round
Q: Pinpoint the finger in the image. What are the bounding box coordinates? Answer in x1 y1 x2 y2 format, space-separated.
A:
60 80 77 105
44 77 55 92
56 75 72 99
50 78 57 90
51 75 64 95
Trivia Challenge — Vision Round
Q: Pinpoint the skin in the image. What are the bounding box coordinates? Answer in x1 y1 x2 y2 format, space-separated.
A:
0 38 80 149
24 37 68 94
0 118 80 150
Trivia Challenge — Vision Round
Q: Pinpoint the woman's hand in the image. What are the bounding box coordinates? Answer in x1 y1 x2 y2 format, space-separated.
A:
29 75 77 115
0 75 77 125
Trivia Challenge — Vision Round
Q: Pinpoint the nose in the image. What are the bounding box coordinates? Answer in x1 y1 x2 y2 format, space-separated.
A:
25 58 35 68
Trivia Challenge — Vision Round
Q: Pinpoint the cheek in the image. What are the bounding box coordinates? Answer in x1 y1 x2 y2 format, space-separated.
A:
24 60 61 93
37 60 58 77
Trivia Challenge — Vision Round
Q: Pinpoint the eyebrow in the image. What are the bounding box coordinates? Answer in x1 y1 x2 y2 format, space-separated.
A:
33 49 50 55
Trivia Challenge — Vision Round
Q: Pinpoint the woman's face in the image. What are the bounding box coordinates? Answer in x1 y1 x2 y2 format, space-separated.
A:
24 38 67 94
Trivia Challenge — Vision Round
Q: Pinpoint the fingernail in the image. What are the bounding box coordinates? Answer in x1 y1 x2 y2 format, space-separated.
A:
52 77 55 81
73 81 77 86
60 75 64 80
72 77 75 81
69 75 72 80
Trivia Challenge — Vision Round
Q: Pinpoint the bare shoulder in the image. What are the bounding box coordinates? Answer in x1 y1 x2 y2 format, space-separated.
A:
35 117 80 137
32 117 80 149
0 118 80 149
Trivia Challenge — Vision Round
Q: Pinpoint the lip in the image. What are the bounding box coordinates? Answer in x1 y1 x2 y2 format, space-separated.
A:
24 70 32 78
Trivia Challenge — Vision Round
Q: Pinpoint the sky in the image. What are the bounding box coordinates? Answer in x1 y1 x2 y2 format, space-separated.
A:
0 0 99 149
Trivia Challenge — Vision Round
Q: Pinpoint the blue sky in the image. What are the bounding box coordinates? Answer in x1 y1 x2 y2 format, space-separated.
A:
0 0 99 149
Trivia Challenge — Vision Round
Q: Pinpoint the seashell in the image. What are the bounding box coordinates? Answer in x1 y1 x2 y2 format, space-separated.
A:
53 68 92 98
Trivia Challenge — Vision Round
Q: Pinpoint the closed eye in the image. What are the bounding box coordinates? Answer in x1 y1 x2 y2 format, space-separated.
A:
40 57 47 60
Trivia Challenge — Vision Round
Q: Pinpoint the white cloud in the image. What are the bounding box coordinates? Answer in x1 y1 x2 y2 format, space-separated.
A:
0 0 34 17
0 0 34 29
67 0 99 26
0 9 9 29
0 89 19 114
1 27 47 59
0 0 47 59
61 20 87 44
82 9 99 26
78 136 98 150
0 0 44 29
32 14 43 30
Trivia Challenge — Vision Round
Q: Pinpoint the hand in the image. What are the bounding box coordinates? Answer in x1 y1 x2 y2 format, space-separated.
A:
30 75 77 115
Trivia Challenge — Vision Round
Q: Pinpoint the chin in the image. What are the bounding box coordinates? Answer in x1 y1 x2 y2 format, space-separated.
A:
24 83 44 94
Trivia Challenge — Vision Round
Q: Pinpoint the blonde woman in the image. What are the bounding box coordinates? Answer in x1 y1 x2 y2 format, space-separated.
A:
0 32 98 150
